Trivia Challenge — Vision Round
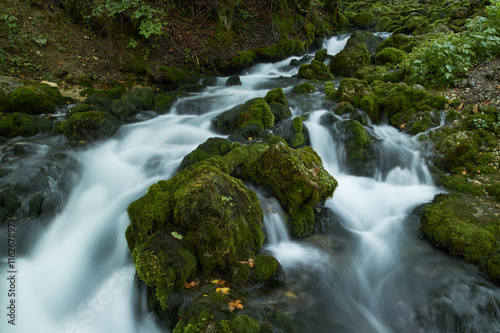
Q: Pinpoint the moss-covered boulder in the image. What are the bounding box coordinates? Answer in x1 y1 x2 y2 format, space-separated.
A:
434 130 480 173
334 78 372 107
371 82 447 127
420 194 500 281
153 92 178 114
265 87 292 124
351 12 374 30
292 82 317 95
330 43 372 77
297 59 333 81
376 34 424 53
359 94 380 123
126 163 265 305
231 51 257 70
58 110 121 141
225 74 242 86
153 66 190 89
0 112 51 138
375 47 407 65
354 66 391 84
245 142 337 237
345 30 382 54
253 35 306 62
112 88 155 119
212 98 274 137
273 116 308 148
178 137 232 171
334 120 376 176
6 83 65 115
314 48 328 62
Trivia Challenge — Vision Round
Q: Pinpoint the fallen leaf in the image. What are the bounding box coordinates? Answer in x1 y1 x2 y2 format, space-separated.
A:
171 231 183 240
216 287 230 294
185 281 197 289
228 299 243 311
248 258 254 268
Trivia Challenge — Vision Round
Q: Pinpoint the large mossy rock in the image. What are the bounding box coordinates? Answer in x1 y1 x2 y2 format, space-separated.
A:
6 83 65 115
329 43 372 77
371 82 447 127
0 112 52 138
273 116 309 148
434 130 480 173
178 137 232 171
211 97 274 136
420 194 500 281
245 142 337 237
333 120 376 176
254 35 306 62
126 164 265 305
345 31 382 54
297 59 334 81
264 87 292 124
112 88 155 119
375 47 407 65
334 78 372 107
58 110 121 141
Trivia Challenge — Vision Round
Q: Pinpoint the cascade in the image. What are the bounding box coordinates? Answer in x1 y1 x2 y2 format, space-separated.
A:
1 35 500 333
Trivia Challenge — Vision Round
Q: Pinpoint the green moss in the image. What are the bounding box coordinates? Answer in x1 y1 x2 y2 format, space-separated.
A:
330 43 372 78
324 81 337 100
297 59 333 81
59 110 121 141
314 48 328 62
420 194 500 272
375 16 392 31
245 142 337 237
7 83 65 115
252 254 282 284
359 94 380 123
231 51 257 70
352 12 374 29
0 112 38 138
375 47 407 64
212 98 274 135
335 102 355 116
127 162 265 279
179 137 232 171
445 174 485 196
291 116 305 148
230 315 260 333
225 75 242 87
111 88 155 119
335 78 371 107
434 130 479 173
336 120 375 176
153 93 178 114
84 92 113 111
487 255 500 280
264 87 288 106
154 66 190 89
354 66 390 84
254 35 306 62
292 82 317 94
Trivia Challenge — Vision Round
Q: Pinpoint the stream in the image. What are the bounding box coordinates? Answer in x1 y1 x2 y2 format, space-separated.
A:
1 35 500 333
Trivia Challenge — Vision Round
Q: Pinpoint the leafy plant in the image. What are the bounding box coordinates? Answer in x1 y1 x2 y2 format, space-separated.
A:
404 2 500 87
90 0 166 39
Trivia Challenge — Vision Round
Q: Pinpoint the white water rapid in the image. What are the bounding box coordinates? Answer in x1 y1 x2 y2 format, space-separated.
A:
2 35 500 333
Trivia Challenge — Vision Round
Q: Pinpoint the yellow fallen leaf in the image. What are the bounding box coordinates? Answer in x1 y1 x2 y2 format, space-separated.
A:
228 299 243 311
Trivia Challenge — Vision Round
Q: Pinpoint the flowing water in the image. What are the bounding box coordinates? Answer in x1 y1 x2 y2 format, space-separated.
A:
1 35 500 333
